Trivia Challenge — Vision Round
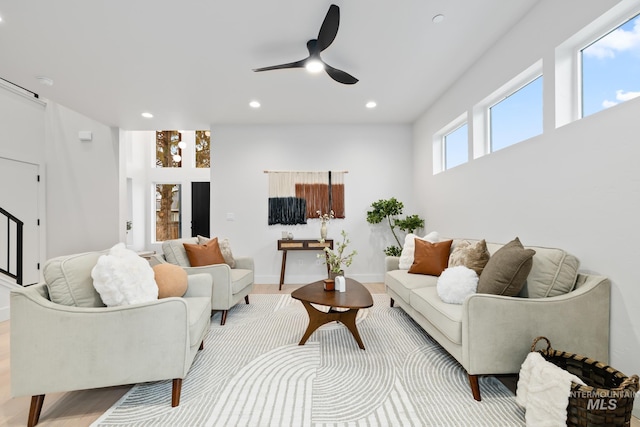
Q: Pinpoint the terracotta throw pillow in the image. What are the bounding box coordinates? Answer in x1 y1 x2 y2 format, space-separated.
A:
153 263 188 298
183 237 226 267
477 237 536 296
408 239 453 276
198 235 236 268
449 239 491 276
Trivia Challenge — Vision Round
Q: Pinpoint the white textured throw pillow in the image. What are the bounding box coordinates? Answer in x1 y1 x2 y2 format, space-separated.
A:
398 231 440 269
436 266 478 304
91 243 158 307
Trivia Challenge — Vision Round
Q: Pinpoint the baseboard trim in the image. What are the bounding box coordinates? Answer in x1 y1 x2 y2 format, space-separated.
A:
255 273 384 285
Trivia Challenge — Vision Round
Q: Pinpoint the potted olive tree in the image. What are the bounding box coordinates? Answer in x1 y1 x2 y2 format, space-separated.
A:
366 197 425 256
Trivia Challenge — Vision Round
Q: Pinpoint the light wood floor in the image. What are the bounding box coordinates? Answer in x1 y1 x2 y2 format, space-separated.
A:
1 282 637 427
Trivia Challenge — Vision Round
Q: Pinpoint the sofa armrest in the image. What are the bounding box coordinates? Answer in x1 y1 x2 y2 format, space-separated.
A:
183 273 213 298
10 284 196 397
462 275 610 375
385 256 400 272
233 256 254 271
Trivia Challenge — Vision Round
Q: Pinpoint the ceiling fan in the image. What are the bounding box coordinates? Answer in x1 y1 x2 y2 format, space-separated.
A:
253 4 358 85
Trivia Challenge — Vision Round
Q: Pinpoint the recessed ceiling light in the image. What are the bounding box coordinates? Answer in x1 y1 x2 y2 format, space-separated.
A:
36 76 53 86
141 112 153 118
432 14 445 24
366 101 377 109
249 100 261 108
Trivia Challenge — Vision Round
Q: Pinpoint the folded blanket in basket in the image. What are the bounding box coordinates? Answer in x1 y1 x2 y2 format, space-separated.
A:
516 352 586 427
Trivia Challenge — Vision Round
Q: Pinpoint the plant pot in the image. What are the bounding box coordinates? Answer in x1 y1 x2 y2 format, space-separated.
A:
328 270 344 280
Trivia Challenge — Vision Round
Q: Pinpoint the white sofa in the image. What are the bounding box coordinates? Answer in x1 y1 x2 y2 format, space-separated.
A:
385 238 611 401
150 237 255 325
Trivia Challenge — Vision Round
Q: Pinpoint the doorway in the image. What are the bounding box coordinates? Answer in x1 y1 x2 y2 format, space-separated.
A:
191 182 210 237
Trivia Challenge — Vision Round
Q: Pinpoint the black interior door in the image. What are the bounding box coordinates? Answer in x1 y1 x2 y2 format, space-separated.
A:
191 182 210 237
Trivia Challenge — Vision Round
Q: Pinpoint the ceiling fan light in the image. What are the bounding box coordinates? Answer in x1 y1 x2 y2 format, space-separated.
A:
305 60 324 73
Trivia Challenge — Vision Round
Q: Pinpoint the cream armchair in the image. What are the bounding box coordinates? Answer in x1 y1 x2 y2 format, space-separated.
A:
10 250 212 427
150 237 255 325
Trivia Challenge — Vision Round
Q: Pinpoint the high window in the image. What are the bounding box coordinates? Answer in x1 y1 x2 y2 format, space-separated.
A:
581 13 640 117
195 130 211 168
156 131 184 168
489 75 543 152
444 123 468 170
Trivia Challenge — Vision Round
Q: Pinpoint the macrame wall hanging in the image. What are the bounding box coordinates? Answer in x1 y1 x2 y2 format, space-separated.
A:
266 171 346 225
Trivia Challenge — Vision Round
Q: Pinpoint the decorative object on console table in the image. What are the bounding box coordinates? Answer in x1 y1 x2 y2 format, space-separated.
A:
320 230 357 278
277 238 333 290
335 275 346 292
317 209 334 240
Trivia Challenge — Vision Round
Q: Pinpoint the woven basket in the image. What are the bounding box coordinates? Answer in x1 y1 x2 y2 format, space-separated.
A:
531 336 639 427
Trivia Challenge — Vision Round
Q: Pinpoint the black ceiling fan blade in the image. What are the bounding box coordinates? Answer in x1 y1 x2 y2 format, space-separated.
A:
253 59 306 72
317 4 340 52
325 64 358 85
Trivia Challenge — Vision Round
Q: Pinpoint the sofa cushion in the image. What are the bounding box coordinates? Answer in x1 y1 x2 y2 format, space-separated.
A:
44 251 106 307
411 286 463 345
162 237 198 267
386 270 438 304
231 268 254 295
408 239 453 276
449 239 491 276
519 246 580 298
398 231 440 269
478 237 535 296
184 237 226 267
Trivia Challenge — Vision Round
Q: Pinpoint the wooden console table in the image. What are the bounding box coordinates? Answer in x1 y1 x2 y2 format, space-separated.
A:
277 239 333 290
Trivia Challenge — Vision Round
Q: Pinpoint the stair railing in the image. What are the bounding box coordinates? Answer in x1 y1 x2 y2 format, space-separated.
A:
0 207 23 285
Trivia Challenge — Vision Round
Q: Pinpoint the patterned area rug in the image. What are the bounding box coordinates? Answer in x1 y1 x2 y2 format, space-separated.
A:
92 293 525 426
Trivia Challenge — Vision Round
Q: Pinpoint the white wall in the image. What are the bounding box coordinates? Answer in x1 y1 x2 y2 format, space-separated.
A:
0 84 46 321
210 124 413 284
44 103 120 257
413 0 639 385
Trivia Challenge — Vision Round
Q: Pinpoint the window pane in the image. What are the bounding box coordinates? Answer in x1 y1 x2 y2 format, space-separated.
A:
582 14 640 117
490 76 543 152
156 130 183 168
155 184 181 241
444 123 468 170
195 130 211 168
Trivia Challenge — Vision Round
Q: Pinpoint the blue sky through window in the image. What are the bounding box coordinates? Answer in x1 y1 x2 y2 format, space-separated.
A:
582 14 640 117
444 123 468 170
490 76 543 152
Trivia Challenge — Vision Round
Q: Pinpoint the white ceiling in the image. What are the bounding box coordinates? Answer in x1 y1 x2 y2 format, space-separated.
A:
0 0 539 130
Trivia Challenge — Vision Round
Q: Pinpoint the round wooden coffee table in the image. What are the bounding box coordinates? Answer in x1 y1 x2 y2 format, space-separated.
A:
291 278 373 350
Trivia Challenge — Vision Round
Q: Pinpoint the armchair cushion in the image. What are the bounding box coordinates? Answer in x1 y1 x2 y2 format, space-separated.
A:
153 263 188 298
184 238 226 267
44 251 106 307
198 235 236 267
91 243 158 307
162 237 198 267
